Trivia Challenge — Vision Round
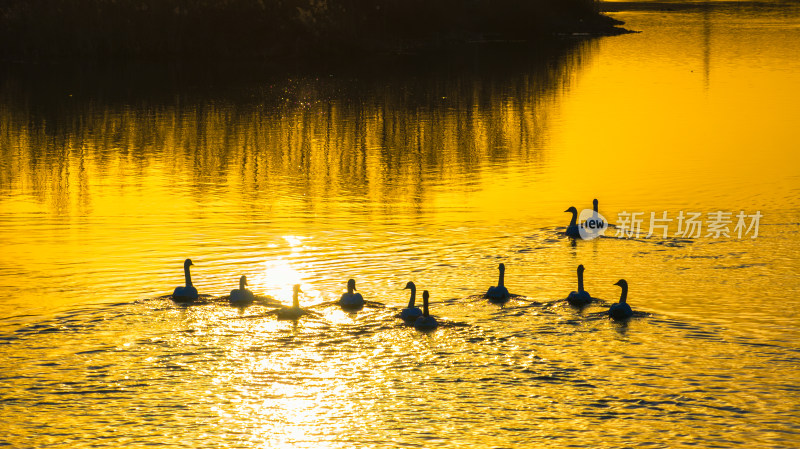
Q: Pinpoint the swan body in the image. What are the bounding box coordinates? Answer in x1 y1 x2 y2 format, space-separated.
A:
608 279 634 320
276 285 309 320
485 263 510 302
230 275 255 305
339 279 365 310
399 281 422 323
566 264 592 306
414 290 438 331
565 206 581 239
567 290 592 306
172 259 199 302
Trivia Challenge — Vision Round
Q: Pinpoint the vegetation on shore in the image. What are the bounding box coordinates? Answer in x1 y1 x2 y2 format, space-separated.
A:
0 0 624 61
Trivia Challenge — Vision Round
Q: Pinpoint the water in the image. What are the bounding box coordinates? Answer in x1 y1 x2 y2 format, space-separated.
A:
1 2 800 447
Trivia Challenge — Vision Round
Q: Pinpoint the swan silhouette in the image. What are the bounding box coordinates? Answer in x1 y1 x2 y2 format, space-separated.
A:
565 206 581 239
485 263 510 302
229 275 255 305
566 265 592 306
414 290 438 331
172 259 198 302
339 279 365 310
400 281 422 323
608 279 634 320
276 284 309 320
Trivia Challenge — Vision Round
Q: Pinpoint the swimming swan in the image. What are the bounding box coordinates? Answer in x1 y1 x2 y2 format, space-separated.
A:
485 263 510 302
608 279 634 320
566 264 592 306
414 290 438 331
230 275 255 305
276 284 309 320
400 281 422 323
565 206 581 239
172 259 199 301
339 279 366 310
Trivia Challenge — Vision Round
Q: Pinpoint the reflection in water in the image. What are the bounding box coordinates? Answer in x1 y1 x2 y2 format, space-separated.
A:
0 39 604 343
703 1 711 90
0 42 592 218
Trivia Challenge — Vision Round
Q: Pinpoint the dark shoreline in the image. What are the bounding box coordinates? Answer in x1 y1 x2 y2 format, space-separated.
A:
0 38 597 104
0 0 629 65
600 0 799 12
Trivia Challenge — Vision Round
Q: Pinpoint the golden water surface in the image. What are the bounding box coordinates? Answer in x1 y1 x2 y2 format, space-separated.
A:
1 2 799 447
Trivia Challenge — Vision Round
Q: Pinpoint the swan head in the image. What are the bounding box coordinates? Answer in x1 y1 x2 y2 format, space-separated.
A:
404 281 415 290
577 264 585 273
292 284 302 307
421 290 431 316
347 279 356 291
240 275 248 286
614 279 628 288
593 198 599 211
564 206 578 214
498 263 505 273
184 259 193 268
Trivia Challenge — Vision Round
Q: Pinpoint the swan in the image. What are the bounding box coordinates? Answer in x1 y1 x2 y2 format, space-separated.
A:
485 263 510 302
229 275 255 305
414 290 438 331
339 278 365 310
608 279 634 320
399 281 422 323
566 264 592 306
565 206 581 239
172 259 198 302
276 284 309 320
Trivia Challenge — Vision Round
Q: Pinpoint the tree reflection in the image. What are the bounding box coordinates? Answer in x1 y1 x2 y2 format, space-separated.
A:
0 40 598 216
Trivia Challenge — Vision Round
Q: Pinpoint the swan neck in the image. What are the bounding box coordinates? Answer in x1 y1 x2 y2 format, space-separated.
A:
578 269 584 293
569 209 578 226
619 284 628 303
293 291 300 308
422 296 429 316
498 270 505 288
239 277 245 290
184 264 193 287
407 287 416 308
